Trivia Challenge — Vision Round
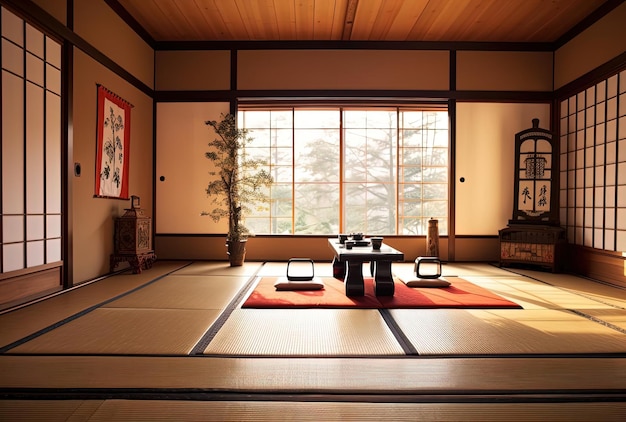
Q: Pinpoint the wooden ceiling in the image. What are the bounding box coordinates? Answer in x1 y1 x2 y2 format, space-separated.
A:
112 0 615 44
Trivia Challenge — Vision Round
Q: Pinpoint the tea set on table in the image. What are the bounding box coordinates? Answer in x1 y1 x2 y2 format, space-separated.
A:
338 233 384 250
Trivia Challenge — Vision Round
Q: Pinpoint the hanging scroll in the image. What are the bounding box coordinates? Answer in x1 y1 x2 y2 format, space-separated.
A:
94 84 132 199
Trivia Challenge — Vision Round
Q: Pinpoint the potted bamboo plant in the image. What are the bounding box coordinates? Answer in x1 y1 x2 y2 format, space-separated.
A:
202 113 273 266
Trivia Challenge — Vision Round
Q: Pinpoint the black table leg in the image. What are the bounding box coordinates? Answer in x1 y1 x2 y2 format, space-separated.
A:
345 260 365 296
374 260 395 296
332 256 346 279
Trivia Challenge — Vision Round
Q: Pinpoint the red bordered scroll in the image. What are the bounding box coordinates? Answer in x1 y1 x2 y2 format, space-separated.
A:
94 84 132 199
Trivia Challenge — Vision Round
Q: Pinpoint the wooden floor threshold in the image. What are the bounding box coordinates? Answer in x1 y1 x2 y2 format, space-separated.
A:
3 388 626 404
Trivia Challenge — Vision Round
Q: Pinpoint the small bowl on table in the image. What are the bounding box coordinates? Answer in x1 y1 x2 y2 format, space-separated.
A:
370 236 384 250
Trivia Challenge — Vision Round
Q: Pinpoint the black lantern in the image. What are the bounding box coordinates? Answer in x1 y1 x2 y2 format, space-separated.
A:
510 118 558 225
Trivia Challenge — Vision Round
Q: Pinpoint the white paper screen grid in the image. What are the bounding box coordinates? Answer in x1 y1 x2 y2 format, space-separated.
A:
559 70 626 252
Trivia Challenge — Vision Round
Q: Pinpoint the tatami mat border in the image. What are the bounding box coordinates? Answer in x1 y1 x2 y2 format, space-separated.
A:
3 387 626 403
379 309 418 355
570 309 626 335
0 262 195 354
189 264 266 355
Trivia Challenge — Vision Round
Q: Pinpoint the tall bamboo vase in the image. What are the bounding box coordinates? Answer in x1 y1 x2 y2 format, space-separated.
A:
426 218 439 257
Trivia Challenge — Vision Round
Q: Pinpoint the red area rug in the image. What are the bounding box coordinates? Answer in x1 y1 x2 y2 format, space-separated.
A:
242 277 522 309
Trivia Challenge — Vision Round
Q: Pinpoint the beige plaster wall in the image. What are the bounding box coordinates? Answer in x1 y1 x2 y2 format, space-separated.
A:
555 2 626 89
72 48 153 283
73 0 154 89
155 50 230 91
455 102 551 236
457 51 553 91
155 102 229 234
238 50 449 90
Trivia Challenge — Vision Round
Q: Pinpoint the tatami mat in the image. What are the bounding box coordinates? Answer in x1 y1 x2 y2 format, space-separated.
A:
3 261 626 416
2 399 623 422
203 309 405 356
3 355 626 391
461 276 619 310
507 267 587 283
501 268 626 308
104 275 250 310
0 400 104 421
549 278 626 308
171 261 263 276
582 308 626 330
9 308 221 355
0 261 190 348
446 262 521 277
456 277 548 310
391 308 626 355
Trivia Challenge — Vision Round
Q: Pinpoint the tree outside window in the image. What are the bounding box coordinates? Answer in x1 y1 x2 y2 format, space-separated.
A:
239 107 448 236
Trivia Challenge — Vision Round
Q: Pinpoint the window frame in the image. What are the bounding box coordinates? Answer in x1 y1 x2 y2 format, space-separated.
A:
237 103 449 236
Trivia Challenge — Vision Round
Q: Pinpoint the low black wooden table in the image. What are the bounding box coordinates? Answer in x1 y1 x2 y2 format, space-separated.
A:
328 238 404 297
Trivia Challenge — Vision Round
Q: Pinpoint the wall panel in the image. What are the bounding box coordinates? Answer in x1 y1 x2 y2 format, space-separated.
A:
74 0 154 89
30 0 66 25
457 51 553 91
155 50 230 91
555 2 626 89
0 266 61 310
238 50 449 90
155 102 229 234
455 102 551 236
71 48 154 282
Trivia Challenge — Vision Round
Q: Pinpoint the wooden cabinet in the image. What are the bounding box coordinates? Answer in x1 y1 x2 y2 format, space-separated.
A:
499 225 565 272
110 205 156 274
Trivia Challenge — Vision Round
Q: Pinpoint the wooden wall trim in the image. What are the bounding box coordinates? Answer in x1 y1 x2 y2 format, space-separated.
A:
61 0 74 289
104 0 155 48
1 0 153 97
154 89 553 103
0 262 62 282
0 267 62 311
153 39 554 52
554 0 626 48
565 245 626 289
554 51 626 100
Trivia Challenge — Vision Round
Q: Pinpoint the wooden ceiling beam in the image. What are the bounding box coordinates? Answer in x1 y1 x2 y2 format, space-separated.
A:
342 0 359 40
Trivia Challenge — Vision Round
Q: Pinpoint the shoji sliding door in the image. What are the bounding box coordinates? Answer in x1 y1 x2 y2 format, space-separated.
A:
559 70 626 252
1 6 62 307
